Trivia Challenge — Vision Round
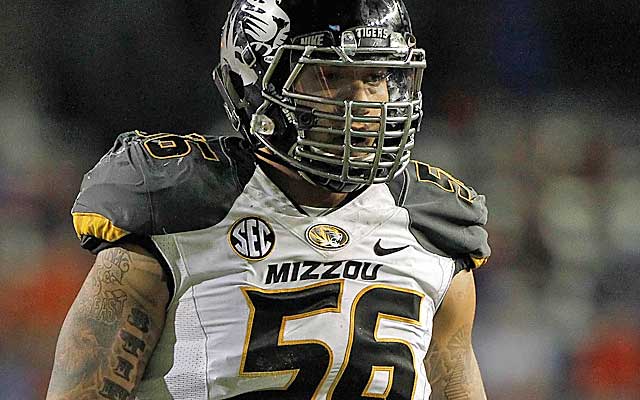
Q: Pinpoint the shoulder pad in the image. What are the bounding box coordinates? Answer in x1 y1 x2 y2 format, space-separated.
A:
387 160 490 269
72 131 255 242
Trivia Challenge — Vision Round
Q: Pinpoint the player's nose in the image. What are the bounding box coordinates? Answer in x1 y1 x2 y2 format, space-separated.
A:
349 81 383 131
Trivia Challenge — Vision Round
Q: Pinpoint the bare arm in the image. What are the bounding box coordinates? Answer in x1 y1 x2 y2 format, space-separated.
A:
47 245 170 400
424 270 487 400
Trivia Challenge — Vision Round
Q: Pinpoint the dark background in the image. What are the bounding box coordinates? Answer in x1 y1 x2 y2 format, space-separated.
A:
2 1 639 398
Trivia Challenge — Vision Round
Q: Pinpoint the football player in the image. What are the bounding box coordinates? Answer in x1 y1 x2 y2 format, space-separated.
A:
47 0 490 399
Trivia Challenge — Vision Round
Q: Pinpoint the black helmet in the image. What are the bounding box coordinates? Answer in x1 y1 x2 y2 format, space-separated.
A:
214 0 426 192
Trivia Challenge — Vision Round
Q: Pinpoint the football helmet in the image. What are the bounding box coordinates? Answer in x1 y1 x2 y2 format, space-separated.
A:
214 0 426 192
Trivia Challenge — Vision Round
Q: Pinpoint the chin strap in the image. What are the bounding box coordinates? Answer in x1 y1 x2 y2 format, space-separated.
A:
254 147 306 181
254 148 319 188
255 148 366 193
254 148 286 166
298 170 365 193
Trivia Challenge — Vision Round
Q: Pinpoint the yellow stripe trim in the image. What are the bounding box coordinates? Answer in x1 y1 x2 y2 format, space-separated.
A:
471 256 489 268
72 212 130 242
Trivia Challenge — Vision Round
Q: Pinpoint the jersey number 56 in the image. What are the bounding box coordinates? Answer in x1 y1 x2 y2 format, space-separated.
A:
238 280 424 399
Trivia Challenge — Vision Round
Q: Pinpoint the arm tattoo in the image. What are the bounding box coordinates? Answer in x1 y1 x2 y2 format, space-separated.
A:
76 249 130 325
47 247 167 400
442 328 472 400
425 324 485 400
98 248 131 285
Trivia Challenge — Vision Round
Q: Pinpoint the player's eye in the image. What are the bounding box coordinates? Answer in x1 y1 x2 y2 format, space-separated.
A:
363 70 391 87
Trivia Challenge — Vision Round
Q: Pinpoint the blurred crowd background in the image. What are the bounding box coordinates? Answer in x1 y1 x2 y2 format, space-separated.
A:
2 0 639 399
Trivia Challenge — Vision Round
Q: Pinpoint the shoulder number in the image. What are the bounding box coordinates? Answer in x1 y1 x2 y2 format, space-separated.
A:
412 160 475 203
135 130 219 161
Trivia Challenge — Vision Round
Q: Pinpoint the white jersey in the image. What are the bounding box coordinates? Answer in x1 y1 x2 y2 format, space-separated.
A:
72 131 490 400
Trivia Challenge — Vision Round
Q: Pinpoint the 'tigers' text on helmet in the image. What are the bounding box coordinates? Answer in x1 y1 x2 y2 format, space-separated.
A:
354 27 390 39
229 216 276 261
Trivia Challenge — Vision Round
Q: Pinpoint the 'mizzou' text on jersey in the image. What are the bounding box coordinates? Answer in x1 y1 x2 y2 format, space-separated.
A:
265 260 383 284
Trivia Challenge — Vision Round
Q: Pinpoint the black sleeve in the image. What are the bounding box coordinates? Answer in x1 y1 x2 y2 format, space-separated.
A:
71 131 255 242
387 160 491 273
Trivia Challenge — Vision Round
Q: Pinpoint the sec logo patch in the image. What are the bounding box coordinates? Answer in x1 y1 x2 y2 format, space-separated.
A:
305 224 349 250
228 216 275 261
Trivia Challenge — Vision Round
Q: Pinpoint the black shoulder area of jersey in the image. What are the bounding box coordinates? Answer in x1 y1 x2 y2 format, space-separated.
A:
386 160 491 271
71 131 256 245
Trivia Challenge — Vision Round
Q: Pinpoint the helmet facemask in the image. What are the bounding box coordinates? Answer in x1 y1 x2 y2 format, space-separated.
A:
250 29 426 192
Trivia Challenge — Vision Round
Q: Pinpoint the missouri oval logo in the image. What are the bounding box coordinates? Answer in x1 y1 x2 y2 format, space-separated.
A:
305 224 350 250
229 216 276 261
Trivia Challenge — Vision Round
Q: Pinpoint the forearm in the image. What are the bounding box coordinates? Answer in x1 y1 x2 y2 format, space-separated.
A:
425 325 487 400
47 307 146 399
425 270 487 400
47 246 168 400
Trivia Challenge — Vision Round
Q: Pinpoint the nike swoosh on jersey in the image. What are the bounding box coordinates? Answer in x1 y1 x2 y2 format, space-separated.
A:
373 239 410 256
